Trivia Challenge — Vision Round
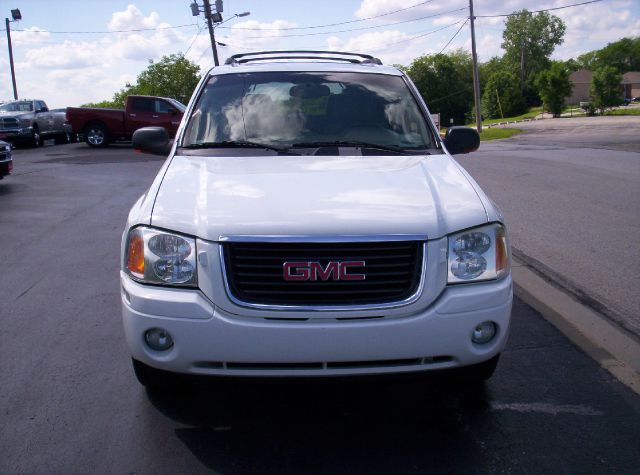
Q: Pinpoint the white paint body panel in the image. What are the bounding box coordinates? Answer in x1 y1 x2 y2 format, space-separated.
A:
151 154 487 240
121 59 512 377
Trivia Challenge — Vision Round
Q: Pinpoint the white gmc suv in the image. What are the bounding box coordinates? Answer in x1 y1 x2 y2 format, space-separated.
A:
122 51 512 389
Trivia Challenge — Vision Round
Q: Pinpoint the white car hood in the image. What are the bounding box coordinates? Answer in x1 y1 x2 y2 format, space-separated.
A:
151 153 488 241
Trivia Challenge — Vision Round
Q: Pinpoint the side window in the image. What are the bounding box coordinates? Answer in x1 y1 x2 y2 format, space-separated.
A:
131 98 155 113
156 100 173 114
36 101 46 112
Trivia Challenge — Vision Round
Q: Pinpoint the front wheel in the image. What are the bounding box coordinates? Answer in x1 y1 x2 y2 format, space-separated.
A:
456 354 500 383
84 123 109 148
132 359 184 392
30 127 41 147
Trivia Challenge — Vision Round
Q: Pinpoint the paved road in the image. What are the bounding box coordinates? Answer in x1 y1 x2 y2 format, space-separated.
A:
1 143 639 473
461 116 640 337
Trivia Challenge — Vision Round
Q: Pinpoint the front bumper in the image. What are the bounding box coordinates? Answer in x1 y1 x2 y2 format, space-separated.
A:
0 157 12 178
0 127 33 142
121 272 513 377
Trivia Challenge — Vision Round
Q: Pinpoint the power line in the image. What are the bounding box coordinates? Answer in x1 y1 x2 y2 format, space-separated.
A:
439 19 469 54
11 23 199 34
219 0 436 31
241 8 467 39
476 0 604 18
184 24 206 56
363 19 466 52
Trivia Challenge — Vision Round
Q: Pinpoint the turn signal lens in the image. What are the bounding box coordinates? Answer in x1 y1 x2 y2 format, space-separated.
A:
126 230 145 278
496 226 509 275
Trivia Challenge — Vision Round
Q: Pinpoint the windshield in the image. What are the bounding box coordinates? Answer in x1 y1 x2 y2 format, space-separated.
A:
182 72 435 151
168 98 186 113
0 101 33 112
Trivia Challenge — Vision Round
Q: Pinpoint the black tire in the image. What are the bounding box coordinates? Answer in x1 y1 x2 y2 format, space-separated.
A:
455 354 500 383
132 358 183 391
54 132 70 145
84 123 109 148
30 126 41 148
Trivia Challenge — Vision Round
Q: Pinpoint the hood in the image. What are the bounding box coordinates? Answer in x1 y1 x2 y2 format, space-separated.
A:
0 111 32 118
151 154 488 241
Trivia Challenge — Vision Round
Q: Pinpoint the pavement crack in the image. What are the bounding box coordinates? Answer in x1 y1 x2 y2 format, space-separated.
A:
14 275 47 301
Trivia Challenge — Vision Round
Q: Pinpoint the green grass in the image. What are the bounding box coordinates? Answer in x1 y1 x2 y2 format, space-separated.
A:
479 127 521 141
467 107 543 126
604 108 640 116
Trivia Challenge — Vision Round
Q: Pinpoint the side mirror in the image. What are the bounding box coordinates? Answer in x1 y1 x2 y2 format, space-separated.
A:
37 107 49 113
443 126 480 155
132 127 173 156
168 108 178 115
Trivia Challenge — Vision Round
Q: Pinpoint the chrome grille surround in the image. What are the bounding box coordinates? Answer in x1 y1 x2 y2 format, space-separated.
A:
218 234 427 311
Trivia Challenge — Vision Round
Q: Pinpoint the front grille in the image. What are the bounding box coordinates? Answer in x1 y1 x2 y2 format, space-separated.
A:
0 118 19 129
222 241 424 307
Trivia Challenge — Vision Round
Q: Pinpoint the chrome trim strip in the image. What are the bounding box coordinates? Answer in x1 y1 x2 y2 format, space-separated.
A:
218 234 429 243
218 240 428 312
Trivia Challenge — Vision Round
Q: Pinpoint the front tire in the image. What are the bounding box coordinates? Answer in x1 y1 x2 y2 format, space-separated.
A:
54 132 70 145
30 126 41 147
132 359 183 391
84 123 109 148
455 354 500 383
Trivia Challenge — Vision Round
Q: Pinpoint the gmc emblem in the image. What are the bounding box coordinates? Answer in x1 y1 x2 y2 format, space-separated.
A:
283 261 366 281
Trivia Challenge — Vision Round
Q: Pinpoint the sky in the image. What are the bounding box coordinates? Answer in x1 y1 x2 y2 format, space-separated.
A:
1 0 638 108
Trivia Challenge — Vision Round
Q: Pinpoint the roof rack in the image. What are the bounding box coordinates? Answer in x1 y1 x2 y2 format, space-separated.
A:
224 50 383 66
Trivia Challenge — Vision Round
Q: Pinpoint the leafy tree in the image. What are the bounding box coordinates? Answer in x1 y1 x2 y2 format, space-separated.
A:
81 99 121 108
535 62 572 117
85 54 200 108
577 37 640 74
502 10 566 104
481 70 526 119
590 66 623 114
405 50 473 126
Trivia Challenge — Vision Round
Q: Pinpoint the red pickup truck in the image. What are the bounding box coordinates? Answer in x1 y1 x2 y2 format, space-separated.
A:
66 95 186 148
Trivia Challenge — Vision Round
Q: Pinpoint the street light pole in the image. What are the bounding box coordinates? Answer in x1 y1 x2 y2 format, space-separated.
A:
469 0 482 133
5 16 18 99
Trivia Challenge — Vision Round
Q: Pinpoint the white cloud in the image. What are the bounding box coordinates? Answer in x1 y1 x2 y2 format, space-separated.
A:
11 27 52 46
108 4 160 31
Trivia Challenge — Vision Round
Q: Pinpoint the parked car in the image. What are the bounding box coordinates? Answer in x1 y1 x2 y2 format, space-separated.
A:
66 95 185 148
0 140 13 179
123 51 512 390
0 99 69 146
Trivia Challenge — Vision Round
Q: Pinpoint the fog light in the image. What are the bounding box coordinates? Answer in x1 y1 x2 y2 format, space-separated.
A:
471 321 497 344
144 328 174 351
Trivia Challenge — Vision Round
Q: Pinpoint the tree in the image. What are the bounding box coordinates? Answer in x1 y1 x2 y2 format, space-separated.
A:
590 66 623 114
577 37 640 74
535 62 572 117
405 50 474 126
502 10 566 105
85 54 201 108
481 70 526 119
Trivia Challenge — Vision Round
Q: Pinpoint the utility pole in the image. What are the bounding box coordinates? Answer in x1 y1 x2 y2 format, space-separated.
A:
468 0 482 133
203 0 219 66
5 16 18 99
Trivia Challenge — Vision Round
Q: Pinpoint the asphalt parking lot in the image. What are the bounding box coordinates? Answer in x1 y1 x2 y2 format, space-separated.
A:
1 143 639 473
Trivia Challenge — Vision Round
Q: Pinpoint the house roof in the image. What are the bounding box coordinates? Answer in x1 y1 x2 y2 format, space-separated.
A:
569 69 593 84
622 71 640 84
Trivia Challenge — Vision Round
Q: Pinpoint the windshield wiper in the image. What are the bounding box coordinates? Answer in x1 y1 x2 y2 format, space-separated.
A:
289 141 429 154
182 140 289 153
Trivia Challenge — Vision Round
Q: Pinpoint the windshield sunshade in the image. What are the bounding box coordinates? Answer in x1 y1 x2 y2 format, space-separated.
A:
182 72 435 152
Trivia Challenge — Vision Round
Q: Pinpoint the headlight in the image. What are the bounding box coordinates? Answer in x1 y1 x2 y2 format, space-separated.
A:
124 226 197 287
448 223 509 283
19 118 32 127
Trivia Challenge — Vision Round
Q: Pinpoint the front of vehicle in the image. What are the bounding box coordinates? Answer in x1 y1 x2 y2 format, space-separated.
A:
121 55 512 386
0 100 36 144
0 140 12 179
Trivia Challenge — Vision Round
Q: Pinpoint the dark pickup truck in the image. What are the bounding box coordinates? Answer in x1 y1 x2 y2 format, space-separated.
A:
66 95 185 147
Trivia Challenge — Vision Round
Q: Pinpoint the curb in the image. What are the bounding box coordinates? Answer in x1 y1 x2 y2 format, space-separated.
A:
512 258 640 395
